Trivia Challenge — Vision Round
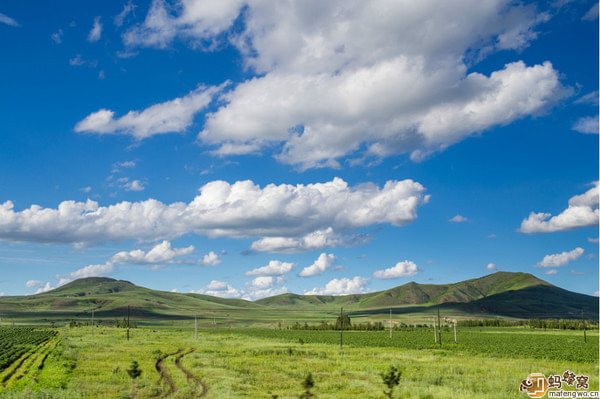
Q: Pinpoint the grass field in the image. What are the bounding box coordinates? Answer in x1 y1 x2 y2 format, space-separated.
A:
0 324 597 398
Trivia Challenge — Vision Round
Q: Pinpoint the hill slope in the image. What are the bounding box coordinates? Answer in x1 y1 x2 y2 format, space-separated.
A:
0 272 596 321
0 277 258 320
255 272 597 318
255 272 551 308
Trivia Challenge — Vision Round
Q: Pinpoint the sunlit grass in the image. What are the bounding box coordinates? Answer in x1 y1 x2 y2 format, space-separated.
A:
0 326 597 398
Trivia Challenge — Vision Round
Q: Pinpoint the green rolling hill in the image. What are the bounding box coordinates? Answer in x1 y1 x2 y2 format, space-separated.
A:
255 272 553 308
0 277 258 320
0 272 596 322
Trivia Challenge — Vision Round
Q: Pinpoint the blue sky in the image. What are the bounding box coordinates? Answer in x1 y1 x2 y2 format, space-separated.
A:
0 0 598 300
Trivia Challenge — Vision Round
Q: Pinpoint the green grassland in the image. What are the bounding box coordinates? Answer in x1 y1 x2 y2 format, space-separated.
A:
0 325 597 398
0 272 597 323
0 273 597 397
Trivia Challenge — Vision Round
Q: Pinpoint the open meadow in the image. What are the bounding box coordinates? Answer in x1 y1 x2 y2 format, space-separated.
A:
0 324 597 398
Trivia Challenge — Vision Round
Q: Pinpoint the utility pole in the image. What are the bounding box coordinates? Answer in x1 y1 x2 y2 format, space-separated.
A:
453 319 457 343
126 305 130 341
195 314 198 341
582 309 586 343
91 309 94 337
340 307 343 349
389 308 392 339
437 307 441 347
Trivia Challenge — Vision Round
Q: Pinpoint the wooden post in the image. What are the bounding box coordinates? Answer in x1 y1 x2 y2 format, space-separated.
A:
126 305 130 341
582 309 586 344
340 307 343 349
437 307 441 347
195 314 198 340
433 319 437 343
91 309 94 337
453 320 457 343
389 308 392 339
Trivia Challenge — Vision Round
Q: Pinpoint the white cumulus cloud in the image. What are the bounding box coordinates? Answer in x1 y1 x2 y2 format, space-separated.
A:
199 251 221 266
535 247 584 268
114 1 136 27
246 260 294 276
0 13 19 27
123 180 146 191
67 263 115 279
51 29 63 44
572 115 599 134
304 276 369 296
194 280 243 298
298 253 336 277
373 260 418 279
520 182 599 233
244 276 287 300
25 280 44 288
35 282 56 294
113 1 571 169
543 269 558 275
88 16 103 42
111 240 194 264
486 263 499 271
449 215 469 223
0 178 427 249
582 3 599 20
75 85 223 140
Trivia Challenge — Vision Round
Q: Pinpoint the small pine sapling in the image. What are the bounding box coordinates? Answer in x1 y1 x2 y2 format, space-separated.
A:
299 372 315 398
381 365 402 399
126 360 142 398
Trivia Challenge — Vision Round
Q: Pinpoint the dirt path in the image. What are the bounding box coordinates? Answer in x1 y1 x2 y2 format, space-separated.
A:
155 349 184 396
174 349 208 397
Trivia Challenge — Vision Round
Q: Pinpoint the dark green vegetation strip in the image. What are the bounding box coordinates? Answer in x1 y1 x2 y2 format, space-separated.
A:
208 327 598 363
0 328 57 371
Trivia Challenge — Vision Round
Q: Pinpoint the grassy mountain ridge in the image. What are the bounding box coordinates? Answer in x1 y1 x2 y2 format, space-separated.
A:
0 277 258 319
0 272 596 321
255 272 551 308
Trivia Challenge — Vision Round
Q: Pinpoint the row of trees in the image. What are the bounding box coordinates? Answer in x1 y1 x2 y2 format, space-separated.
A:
69 318 137 329
458 318 597 330
528 318 597 330
287 315 442 331
286 316 598 331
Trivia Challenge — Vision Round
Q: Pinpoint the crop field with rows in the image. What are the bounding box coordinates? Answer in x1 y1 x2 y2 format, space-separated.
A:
224 327 598 363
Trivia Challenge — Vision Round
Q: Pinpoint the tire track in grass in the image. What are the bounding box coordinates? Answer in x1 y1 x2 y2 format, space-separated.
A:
174 349 208 397
155 348 184 397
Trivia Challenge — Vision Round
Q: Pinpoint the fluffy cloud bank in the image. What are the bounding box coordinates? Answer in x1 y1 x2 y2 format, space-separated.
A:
246 260 294 276
298 253 336 277
535 247 584 268
112 0 569 169
199 251 222 266
0 178 428 251
110 240 194 264
520 182 599 233
572 115 599 134
373 261 418 279
304 276 369 296
193 277 287 300
194 280 243 298
75 85 222 140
